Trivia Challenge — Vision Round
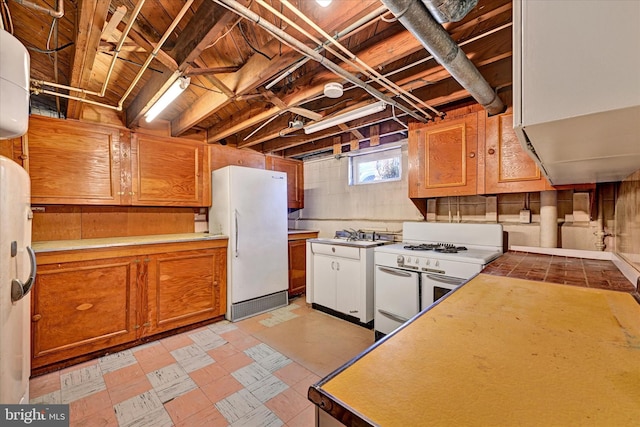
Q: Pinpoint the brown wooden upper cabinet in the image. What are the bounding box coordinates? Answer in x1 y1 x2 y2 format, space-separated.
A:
131 133 209 206
209 143 266 171
408 113 479 198
27 115 125 205
481 110 550 194
266 156 304 210
24 116 209 206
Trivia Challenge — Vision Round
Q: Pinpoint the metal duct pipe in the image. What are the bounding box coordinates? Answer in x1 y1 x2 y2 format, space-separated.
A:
381 0 505 115
423 0 478 23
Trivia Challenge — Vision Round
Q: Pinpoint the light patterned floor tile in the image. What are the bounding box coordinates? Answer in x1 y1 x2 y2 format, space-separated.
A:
208 320 238 334
146 363 197 403
215 388 262 424
246 374 288 403
232 362 288 403
99 349 139 374
113 390 172 427
188 328 227 351
60 364 107 404
231 405 283 427
231 362 271 387
245 343 292 372
170 344 215 373
30 390 61 404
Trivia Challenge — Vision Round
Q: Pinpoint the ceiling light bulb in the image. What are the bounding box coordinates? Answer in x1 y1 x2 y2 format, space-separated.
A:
316 0 332 7
145 76 190 122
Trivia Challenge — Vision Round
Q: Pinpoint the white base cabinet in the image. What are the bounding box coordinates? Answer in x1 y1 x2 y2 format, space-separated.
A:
306 241 374 325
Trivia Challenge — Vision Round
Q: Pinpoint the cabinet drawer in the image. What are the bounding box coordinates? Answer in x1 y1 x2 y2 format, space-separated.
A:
311 243 361 260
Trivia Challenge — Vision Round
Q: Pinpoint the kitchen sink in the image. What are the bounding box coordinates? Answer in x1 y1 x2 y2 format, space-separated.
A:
309 238 390 248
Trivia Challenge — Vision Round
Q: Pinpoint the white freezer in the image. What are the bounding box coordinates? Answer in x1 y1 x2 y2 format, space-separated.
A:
209 166 288 321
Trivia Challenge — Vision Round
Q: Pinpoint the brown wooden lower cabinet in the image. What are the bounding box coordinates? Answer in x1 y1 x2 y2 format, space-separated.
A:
288 232 318 297
31 239 227 372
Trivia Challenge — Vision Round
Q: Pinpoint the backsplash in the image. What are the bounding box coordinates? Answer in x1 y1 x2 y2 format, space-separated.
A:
615 169 640 272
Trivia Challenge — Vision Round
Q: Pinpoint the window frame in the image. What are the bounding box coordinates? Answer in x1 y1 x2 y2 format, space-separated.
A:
348 145 402 186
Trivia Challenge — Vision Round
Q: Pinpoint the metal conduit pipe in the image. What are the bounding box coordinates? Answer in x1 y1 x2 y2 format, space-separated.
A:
380 0 505 115
211 0 428 123
118 0 193 109
101 0 147 97
276 0 439 117
258 0 433 119
265 5 388 90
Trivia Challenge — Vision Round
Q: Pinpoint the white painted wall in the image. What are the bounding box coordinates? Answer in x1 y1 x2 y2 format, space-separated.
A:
288 143 423 238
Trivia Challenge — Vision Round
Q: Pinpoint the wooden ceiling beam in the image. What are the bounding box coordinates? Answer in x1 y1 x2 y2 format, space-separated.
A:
66 0 110 119
205 29 424 143
263 57 511 156
205 5 510 147
171 37 301 136
125 1 240 127
283 123 408 158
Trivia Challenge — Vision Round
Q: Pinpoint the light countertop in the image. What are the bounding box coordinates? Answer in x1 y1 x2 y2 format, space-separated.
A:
288 229 319 235
310 274 640 426
32 233 228 253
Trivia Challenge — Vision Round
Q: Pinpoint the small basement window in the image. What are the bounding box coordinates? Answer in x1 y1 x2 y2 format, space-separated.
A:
349 146 401 185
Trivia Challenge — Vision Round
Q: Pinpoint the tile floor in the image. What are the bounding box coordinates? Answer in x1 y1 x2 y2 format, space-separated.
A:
483 251 636 292
29 297 375 427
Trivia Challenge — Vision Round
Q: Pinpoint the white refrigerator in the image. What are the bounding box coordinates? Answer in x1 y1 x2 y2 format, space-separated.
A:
209 166 288 321
0 155 35 404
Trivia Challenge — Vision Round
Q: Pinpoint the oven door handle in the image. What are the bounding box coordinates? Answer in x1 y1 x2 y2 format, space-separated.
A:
425 273 465 286
377 266 413 278
378 309 410 324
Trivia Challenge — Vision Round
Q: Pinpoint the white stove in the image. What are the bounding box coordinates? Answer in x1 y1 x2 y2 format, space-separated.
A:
374 222 503 339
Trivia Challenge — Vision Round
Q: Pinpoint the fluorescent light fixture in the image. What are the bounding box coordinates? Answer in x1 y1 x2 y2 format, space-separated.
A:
304 101 387 134
144 76 190 122
316 0 332 7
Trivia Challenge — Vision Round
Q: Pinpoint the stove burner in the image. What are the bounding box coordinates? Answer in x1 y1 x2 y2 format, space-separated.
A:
403 243 468 253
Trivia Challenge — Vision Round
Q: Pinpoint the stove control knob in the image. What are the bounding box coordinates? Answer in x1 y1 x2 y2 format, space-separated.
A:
435 260 440 267
426 259 430 266
406 256 412 263
396 255 404 265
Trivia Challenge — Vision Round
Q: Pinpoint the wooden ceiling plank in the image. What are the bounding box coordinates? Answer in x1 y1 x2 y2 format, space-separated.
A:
172 37 300 136
206 29 423 143
66 0 111 119
333 137 342 155
101 5 128 43
369 124 380 146
125 1 239 127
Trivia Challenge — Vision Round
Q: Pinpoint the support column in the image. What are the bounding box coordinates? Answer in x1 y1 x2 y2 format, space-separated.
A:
540 190 558 248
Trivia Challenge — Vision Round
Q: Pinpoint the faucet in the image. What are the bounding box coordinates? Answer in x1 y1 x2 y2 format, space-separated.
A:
343 228 359 241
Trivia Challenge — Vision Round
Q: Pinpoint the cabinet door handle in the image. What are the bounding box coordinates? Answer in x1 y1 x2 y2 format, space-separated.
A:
331 261 335 270
469 152 476 158
378 309 409 323
378 266 413 277
336 262 340 271
425 274 465 286
488 148 495 155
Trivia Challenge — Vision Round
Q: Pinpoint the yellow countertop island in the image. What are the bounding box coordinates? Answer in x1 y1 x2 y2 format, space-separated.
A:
309 274 640 426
